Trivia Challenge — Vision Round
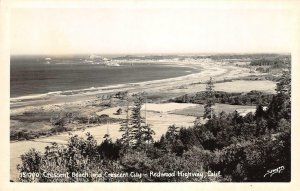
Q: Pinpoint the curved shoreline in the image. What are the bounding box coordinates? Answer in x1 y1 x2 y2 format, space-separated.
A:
10 59 261 111
10 62 199 102
11 63 201 102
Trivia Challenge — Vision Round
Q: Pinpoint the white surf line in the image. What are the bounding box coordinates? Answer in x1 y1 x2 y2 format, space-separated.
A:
10 61 234 109
11 62 201 103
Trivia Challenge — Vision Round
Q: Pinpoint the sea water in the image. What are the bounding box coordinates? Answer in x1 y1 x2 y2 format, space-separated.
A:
10 55 199 98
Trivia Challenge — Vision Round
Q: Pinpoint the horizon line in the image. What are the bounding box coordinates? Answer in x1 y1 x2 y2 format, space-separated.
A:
10 52 291 56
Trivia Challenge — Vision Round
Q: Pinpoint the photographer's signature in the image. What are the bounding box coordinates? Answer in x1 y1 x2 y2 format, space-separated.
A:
264 166 285 178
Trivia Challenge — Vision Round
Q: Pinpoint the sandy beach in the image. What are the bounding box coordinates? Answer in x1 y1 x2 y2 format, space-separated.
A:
10 59 267 110
10 59 276 181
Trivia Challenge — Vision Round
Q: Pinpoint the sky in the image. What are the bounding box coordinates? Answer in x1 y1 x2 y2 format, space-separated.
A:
10 2 293 55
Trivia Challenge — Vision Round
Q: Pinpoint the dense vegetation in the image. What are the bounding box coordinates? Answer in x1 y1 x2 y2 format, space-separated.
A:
250 57 290 68
10 113 120 141
171 90 273 106
16 71 291 182
250 55 291 75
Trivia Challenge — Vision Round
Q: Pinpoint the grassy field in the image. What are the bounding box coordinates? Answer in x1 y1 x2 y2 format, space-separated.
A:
168 80 276 95
170 103 256 117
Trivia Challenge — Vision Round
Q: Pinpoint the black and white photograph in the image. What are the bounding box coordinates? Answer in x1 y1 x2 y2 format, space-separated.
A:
1 0 299 187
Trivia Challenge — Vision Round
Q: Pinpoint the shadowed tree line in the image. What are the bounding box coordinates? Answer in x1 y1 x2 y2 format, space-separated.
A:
171 91 274 106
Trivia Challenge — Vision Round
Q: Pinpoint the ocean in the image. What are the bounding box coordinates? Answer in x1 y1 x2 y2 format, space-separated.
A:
10 55 199 98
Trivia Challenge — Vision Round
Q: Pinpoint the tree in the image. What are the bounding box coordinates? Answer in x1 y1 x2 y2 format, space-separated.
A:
115 91 128 100
130 94 155 148
165 124 179 143
141 124 155 146
17 149 42 182
276 71 291 96
98 136 121 160
164 125 181 153
119 94 155 150
255 104 265 119
276 71 291 121
119 98 134 149
203 77 215 119
130 95 144 147
115 108 123 115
